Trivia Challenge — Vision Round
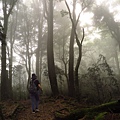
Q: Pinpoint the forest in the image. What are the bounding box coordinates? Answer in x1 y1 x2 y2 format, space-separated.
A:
0 0 120 120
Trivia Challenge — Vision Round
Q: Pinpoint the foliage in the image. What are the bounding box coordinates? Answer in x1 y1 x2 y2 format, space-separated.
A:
60 10 68 17
81 54 119 104
93 5 120 48
12 65 27 100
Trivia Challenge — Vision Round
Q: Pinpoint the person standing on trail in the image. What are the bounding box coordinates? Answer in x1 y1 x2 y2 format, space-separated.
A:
29 73 43 113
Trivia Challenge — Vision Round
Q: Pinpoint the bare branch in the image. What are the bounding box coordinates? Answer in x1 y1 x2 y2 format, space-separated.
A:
8 0 18 17
65 0 80 46
43 0 48 20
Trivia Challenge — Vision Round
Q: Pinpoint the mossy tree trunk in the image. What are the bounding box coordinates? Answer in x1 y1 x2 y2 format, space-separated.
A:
55 101 120 120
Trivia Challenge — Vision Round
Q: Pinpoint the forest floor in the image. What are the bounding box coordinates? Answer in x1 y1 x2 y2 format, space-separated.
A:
1 95 120 120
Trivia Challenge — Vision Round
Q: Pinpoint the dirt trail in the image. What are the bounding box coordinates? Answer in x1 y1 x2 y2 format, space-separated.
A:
1 96 76 120
16 98 66 120
2 97 119 120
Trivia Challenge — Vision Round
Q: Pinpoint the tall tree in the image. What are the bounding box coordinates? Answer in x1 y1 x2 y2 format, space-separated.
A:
65 0 92 97
67 0 76 97
1 0 17 100
94 5 120 74
44 0 59 96
65 0 82 98
32 0 44 82
7 2 19 99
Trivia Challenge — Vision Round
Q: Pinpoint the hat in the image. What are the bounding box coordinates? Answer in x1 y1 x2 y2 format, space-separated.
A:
32 73 37 77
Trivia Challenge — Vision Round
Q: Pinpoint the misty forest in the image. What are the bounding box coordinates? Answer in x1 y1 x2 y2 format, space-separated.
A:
1 0 120 120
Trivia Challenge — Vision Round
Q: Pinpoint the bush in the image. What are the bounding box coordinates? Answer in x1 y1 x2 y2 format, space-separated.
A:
80 54 119 104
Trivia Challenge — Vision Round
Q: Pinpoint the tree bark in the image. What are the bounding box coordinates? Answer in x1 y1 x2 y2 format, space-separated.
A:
68 0 76 97
47 0 59 96
1 6 8 100
74 29 84 99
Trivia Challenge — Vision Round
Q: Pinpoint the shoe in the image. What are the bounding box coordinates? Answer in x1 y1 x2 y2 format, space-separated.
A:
32 110 35 113
36 109 39 112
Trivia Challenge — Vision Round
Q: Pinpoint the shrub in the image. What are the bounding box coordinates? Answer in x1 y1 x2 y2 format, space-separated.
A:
81 54 119 104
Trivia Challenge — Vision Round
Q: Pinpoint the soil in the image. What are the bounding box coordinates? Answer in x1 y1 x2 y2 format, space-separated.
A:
1 96 120 120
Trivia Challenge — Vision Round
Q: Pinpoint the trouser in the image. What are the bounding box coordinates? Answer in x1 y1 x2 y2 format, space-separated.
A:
30 91 40 111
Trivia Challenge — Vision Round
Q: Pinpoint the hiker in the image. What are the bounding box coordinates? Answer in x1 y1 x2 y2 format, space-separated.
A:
29 73 42 113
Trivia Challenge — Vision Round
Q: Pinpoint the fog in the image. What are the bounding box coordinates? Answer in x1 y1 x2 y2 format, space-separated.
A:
0 0 120 103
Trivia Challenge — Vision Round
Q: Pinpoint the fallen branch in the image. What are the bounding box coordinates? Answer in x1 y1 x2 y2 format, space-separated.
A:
55 100 120 120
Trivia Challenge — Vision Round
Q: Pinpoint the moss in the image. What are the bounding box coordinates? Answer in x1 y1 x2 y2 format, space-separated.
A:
55 101 120 120
95 112 107 120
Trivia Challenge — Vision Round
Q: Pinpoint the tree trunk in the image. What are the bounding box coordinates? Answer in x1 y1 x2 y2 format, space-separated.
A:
68 27 75 97
1 0 18 100
8 16 13 100
8 9 18 99
114 48 120 74
23 9 32 89
74 45 82 99
33 0 44 82
68 0 76 97
1 12 8 100
61 35 69 90
36 14 43 83
47 0 59 96
8 47 13 99
74 29 84 99
65 0 85 99
55 100 120 120
1 41 7 100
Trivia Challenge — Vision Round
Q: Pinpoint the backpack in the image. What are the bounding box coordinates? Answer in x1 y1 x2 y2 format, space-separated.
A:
28 80 37 94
